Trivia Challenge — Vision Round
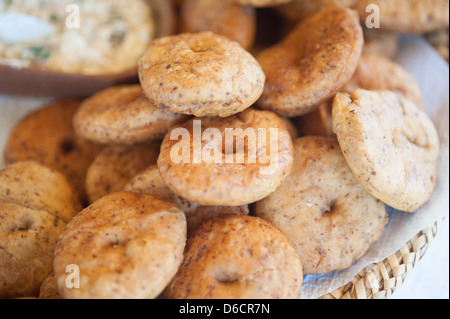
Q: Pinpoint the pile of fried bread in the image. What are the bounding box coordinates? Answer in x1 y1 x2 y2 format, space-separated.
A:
0 0 448 299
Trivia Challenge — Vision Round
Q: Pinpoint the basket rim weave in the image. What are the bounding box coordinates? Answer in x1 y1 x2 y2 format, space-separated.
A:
318 219 443 299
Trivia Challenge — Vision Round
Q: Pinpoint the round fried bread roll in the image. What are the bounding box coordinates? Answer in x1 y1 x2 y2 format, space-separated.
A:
179 0 256 50
3 100 102 203
73 85 188 145
125 164 249 235
85 142 160 203
255 137 388 274
53 192 187 299
157 108 294 206
0 161 81 298
164 215 303 299
138 32 265 117
297 54 426 137
342 54 425 110
356 0 449 34
332 89 440 212
257 7 364 117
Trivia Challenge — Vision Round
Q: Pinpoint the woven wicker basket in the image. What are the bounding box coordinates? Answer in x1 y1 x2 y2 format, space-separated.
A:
318 221 441 299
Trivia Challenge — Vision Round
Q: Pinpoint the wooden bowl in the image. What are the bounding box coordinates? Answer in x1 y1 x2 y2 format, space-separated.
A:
0 0 176 98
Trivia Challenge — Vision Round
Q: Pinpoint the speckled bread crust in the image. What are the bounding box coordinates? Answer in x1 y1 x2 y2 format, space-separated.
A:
53 192 187 299
356 0 449 34
342 54 425 110
294 55 423 138
363 28 399 60
85 142 160 203
257 8 364 117
138 32 266 117
73 85 188 145
164 215 303 299
235 0 293 7
39 274 62 299
0 161 81 298
125 164 249 235
332 89 440 212
255 137 388 274
157 108 294 206
275 0 358 22
179 0 256 50
3 100 103 203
